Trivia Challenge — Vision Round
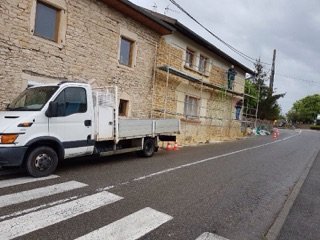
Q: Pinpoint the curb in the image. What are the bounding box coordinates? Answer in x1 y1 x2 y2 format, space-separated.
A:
264 150 319 240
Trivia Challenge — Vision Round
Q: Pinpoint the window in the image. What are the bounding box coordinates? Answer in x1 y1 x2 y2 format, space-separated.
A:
119 99 129 117
184 95 199 118
31 0 66 45
119 37 134 67
53 87 87 117
199 55 208 73
7 86 58 111
34 1 60 42
185 48 195 68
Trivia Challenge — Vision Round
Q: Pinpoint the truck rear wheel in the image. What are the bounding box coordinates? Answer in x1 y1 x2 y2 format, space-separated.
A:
26 146 58 177
141 138 155 157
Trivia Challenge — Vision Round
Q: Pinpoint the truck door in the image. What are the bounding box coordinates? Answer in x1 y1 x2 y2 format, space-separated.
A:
48 87 93 158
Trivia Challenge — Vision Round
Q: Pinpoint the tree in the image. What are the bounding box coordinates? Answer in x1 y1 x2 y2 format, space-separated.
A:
244 79 258 117
245 59 285 120
287 94 320 124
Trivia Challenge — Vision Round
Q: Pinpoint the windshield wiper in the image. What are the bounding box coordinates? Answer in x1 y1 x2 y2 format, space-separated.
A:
6 107 29 111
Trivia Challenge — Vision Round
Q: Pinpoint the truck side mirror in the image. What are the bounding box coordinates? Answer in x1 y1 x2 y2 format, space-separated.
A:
45 101 58 118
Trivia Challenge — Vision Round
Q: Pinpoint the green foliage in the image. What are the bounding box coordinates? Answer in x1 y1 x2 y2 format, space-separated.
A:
310 125 320 130
244 80 258 116
245 59 285 120
287 94 320 123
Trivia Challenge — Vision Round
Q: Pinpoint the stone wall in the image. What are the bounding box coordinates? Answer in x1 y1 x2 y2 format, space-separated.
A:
0 0 160 118
154 38 244 144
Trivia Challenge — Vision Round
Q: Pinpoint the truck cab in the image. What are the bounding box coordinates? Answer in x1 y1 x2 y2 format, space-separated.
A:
0 82 95 177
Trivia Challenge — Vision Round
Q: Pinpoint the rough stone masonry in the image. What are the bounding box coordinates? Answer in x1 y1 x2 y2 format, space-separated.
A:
0 0 161 118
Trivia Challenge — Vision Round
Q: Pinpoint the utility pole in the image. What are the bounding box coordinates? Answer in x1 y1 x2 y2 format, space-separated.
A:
269 49 276 92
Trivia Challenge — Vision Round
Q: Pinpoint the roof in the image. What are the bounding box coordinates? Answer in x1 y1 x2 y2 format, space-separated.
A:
145 9 254 74
101 0 174 35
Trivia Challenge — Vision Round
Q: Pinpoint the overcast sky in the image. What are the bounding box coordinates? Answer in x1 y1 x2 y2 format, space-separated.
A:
130 0 320 114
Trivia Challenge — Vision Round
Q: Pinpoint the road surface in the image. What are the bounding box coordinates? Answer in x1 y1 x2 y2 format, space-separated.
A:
0 129 319 240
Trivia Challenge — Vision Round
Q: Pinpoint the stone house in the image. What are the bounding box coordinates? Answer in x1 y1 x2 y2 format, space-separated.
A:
0 0 173 118
147 12 255 144
0 0 254 145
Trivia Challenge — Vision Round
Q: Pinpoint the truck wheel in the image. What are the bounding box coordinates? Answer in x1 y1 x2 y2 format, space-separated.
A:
141 138 155 157
26 146 58 177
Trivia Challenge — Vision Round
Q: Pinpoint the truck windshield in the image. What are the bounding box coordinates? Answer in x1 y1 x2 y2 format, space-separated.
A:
7 86 59 111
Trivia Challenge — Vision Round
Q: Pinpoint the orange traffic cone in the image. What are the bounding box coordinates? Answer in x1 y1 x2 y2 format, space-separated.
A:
166 142 173 151
272 131 277 139
173 142 179 151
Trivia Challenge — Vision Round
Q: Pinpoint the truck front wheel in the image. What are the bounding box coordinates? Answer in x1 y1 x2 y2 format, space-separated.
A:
141 138 155 157
26 146 58 177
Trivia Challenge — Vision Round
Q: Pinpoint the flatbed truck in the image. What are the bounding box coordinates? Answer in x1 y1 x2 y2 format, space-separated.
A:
0 82 180 177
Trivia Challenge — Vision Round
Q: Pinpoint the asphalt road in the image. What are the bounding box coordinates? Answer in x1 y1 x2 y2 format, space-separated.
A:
277 132 320 240
0 129 319 240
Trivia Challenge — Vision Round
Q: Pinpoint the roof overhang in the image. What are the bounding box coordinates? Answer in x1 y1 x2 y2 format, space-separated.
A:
144 9 254 74
101 0 174 35
173 22 254 75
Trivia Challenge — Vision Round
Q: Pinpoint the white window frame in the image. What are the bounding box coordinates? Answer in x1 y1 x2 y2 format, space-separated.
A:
185 48 195 68
184 95 199 118
199 54 208 74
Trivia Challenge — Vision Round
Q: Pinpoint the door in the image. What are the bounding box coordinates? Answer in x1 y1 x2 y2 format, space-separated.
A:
48 87 93 158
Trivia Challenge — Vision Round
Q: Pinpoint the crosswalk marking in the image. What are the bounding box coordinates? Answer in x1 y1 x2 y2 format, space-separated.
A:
0 175 59 189
0 191 123 240
195 232 230 240
75 207 173 240
0 181 87 208
0 196 79 221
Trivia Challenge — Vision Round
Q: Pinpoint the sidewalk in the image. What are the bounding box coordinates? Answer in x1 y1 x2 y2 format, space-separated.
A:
277 151 320 240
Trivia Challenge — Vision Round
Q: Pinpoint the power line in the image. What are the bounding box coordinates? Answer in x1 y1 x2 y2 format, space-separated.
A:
275 73 320 85
168 0 272 66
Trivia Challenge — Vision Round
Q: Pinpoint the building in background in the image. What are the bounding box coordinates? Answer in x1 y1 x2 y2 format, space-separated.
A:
147 11 254 144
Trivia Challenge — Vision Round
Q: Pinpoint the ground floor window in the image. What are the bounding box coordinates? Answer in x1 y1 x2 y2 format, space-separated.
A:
119 99 129 116
184 95 199 118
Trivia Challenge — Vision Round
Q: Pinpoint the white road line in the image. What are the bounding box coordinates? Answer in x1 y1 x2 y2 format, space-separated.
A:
0 196 79 221
132 132 301 182
0 175 59 189
92 132 301 192
195 232 230 240
0 191 123 240
0 181 87 208
75 207 173 240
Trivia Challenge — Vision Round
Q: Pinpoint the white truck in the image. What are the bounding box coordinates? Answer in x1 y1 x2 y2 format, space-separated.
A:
0 82 180 177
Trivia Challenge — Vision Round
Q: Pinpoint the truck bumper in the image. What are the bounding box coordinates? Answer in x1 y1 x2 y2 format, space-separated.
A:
0 147 28 167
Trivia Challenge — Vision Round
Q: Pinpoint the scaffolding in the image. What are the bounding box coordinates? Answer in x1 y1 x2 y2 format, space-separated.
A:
151 41 259 143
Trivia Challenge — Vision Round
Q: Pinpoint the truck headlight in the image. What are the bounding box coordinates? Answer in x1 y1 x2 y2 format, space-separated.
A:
0 134 19 144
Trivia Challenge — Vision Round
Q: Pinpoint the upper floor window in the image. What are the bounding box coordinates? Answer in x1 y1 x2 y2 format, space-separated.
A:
53 87 87 117
119 37 134 67
30 0 67 45
184 95 199 118
185 48 195 68
34 1 60 42
199 55 208 73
